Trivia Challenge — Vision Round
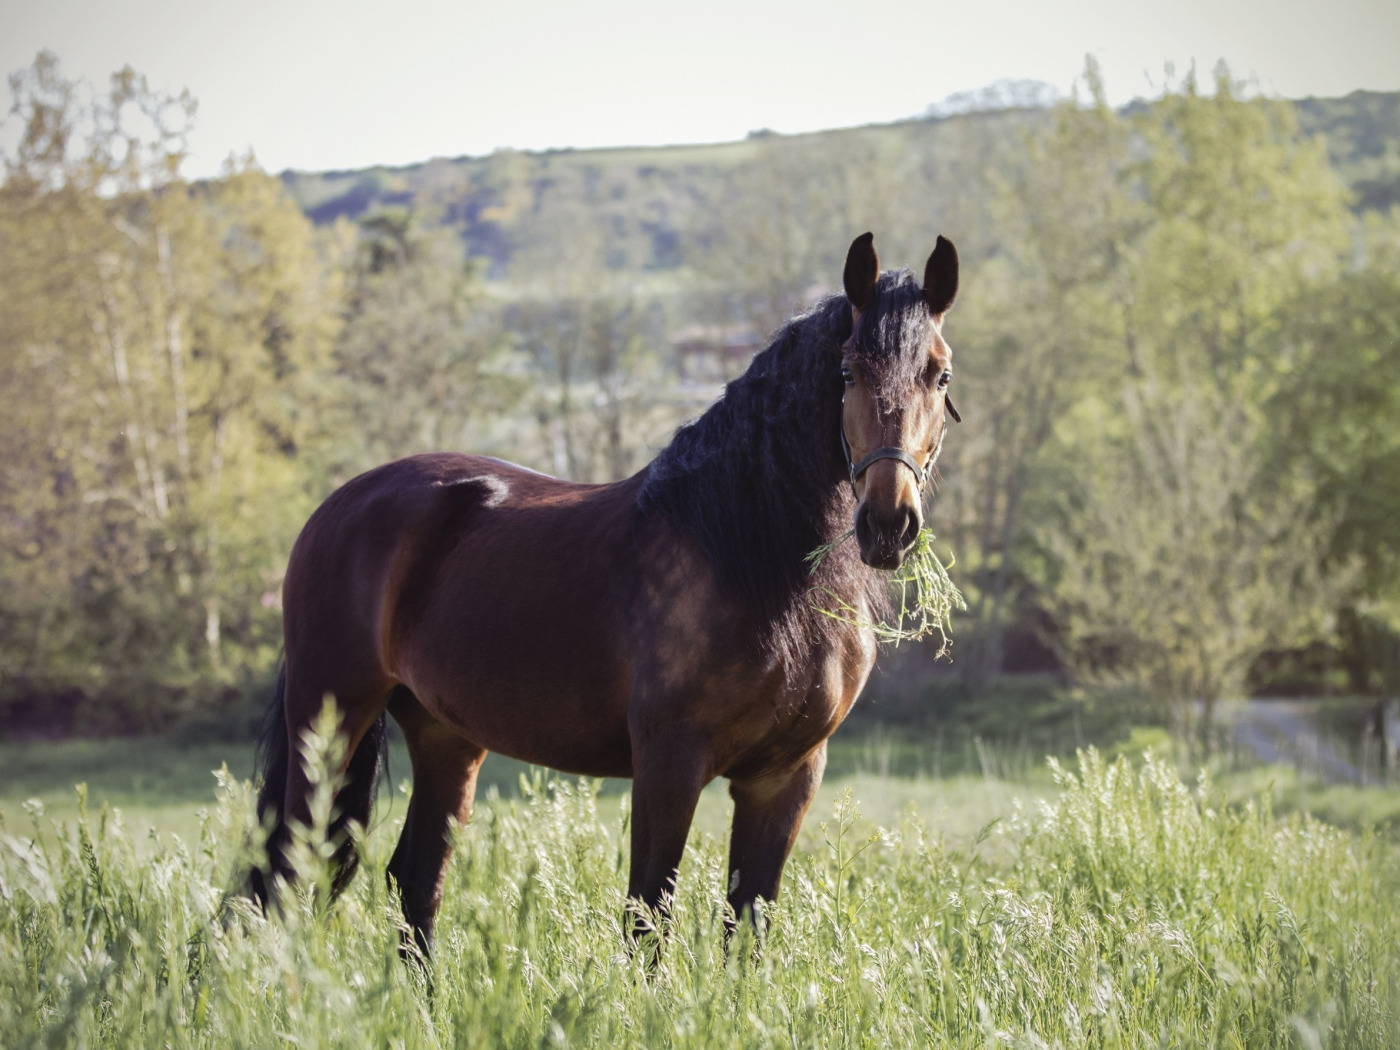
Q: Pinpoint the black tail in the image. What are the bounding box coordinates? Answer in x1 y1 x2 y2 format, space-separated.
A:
249 666 388 908
253 666 291 838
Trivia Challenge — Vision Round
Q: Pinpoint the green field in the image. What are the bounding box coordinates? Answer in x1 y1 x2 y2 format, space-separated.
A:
2 733 1398 1047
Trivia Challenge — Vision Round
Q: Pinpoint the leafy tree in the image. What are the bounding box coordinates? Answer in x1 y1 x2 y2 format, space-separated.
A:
1266 211 1400 692
1042 375 1349 734
506 186 677 483
689 134 914 337
1034 66 1354 736
331 208 518 469
945 60 1139 691
511 288 667 483
0 54 342 722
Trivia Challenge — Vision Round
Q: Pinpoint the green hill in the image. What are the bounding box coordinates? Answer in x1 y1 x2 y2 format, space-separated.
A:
279 90 1400 277
280 106 1041 278
1295 90 1400 212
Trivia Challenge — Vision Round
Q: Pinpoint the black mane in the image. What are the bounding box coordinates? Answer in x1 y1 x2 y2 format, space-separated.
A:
639 270 935 669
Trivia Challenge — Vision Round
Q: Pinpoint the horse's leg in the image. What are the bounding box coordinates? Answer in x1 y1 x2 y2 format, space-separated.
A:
261 664 394 908
724 742 827 929
386 688 486 959
626 734 709 936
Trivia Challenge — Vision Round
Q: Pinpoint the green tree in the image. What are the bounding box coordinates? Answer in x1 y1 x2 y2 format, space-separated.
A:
946 60 1139 691
332 208 518 469
0 54 342 722
689 134 913 337
1266 211 1400 692
1035 65 1354 736
507 185 675 483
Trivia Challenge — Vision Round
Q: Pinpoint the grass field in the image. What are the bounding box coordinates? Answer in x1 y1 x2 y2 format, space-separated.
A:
2 729 1398 1047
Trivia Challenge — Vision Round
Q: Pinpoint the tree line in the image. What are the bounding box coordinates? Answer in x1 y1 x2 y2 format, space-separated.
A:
1 53 1396 735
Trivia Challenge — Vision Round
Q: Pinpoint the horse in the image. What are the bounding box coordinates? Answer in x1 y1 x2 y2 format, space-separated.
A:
250 231 962 956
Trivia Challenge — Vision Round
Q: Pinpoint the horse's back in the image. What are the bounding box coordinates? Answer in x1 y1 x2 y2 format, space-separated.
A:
281 455 462 709
284 453 646 774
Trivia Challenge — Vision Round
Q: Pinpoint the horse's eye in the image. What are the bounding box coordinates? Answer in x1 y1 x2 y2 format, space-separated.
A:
937 371 952 390
841 366 856 387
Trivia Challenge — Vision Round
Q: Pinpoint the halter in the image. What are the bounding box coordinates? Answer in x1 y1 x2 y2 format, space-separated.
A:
839 388 939 500
838 329 960 500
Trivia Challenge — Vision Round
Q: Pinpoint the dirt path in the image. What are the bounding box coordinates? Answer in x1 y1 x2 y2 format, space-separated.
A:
1231 699 1380 785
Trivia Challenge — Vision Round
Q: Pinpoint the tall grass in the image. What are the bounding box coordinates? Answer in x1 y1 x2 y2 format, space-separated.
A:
2 744 1396 1047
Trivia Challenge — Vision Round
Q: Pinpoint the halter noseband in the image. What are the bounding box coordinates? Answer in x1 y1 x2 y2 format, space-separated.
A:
839 389 939 499
840 417 932 496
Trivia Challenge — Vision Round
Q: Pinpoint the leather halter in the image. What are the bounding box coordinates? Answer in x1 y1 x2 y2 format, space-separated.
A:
838 328 958 500
839 390 936 499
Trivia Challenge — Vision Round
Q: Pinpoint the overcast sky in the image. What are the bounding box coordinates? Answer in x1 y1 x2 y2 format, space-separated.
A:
3 0 1398 177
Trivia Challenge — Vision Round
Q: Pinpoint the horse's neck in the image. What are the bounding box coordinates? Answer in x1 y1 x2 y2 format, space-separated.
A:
735 383 852 561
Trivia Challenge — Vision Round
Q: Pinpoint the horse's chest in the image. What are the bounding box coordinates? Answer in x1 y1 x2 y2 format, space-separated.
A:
719 634 876 779
793 640 875 731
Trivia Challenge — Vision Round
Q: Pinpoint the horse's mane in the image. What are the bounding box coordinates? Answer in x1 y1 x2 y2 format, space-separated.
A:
639 270 935 670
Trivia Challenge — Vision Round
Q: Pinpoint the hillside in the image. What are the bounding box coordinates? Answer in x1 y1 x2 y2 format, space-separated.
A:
280 90 1400 277
280 106 1042 278
1295 90 1400 212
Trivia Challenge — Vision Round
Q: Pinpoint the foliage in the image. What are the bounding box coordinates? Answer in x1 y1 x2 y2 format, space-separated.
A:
1264 216 1400 691
941 59 1136 690
0 55 344 720
328 207 521 471
1294 91 1400 213
1041 380 1350 726
1005 66 1361 722
1 750 1397 1046
511 290 669 483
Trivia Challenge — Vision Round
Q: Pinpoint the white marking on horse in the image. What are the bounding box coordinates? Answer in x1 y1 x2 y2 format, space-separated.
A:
434 474 509 507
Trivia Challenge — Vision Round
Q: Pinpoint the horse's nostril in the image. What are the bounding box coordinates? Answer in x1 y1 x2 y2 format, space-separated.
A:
900 509 922 551
854 502 874 548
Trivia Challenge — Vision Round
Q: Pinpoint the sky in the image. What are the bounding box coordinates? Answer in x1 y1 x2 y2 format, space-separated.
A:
2 0 1398 177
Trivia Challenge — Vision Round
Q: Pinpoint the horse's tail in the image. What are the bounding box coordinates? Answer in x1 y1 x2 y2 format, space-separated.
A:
249 665 389 908
249 665 290 909
253 665 290 835
324 702 388 901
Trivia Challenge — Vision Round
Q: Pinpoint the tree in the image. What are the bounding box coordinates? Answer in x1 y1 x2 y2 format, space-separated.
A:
504 179 677 483
0 54 342 721
1266 212 1400 692
1033 65 1354 737
1042 376 1347 736
332 208 518 469
944 60 1139 691
688 134 913 338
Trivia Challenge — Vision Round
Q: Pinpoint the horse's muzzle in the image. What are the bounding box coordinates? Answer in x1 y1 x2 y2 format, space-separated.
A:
855 501 920 570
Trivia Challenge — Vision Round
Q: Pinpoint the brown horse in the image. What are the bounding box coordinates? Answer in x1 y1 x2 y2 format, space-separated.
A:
251 232 961 955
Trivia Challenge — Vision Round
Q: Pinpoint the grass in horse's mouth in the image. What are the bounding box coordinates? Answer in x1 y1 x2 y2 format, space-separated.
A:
806 527 966 654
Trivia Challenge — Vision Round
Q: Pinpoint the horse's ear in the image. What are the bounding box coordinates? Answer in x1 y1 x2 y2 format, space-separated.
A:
843 232 879 313
923 235 959 320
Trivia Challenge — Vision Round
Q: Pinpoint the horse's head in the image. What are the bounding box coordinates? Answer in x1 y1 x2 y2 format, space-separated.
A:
839 232 960 570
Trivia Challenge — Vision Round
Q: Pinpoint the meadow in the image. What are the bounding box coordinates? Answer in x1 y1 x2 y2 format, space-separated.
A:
2 729 1398 1048
4 50 1399 1048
